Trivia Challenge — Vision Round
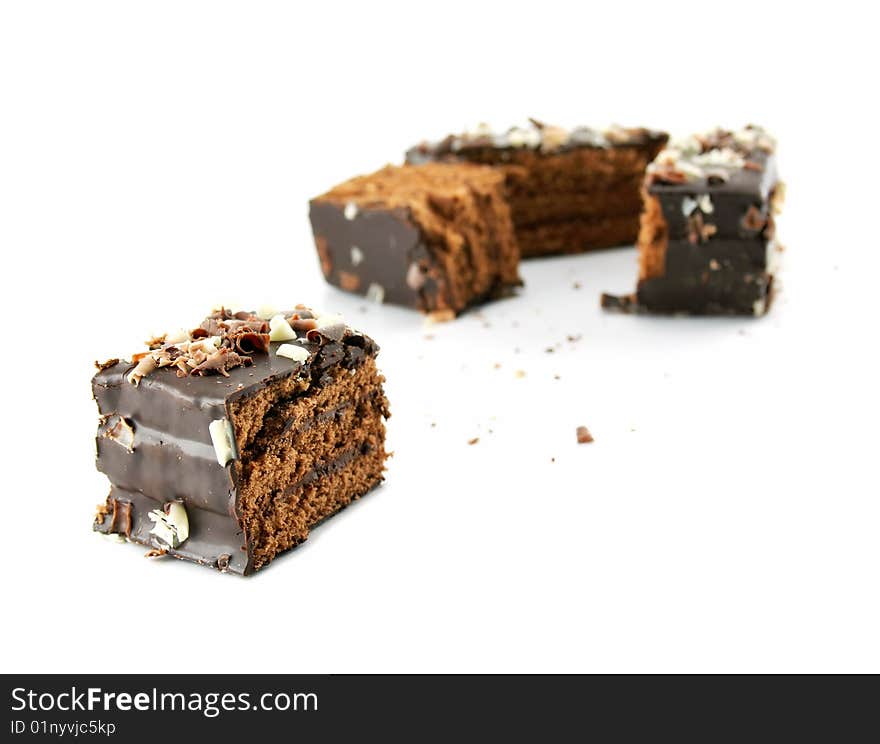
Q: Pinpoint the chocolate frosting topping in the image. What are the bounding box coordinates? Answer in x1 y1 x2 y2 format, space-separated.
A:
406 120 667 163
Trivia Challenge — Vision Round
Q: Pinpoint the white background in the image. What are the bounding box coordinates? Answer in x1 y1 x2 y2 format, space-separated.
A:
1 1 878 673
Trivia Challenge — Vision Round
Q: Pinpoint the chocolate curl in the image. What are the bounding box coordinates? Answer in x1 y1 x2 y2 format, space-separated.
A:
291 317 317 332
191 347 252 377
231 331 270 355
307 323 345 343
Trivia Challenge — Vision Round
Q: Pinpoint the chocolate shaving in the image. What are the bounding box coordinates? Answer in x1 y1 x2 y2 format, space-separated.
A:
94 358 119 371
122 306 330 384
145 334 166 350
191 347 253 377
705 170 730 185
94 501 112 526
600 293 639 313
99 413 136 453
291 317 318 332
647 167 689 186
199 318 226 336
687 212 717 244
741 205 767 233
108 497 132 537
230 331 270 355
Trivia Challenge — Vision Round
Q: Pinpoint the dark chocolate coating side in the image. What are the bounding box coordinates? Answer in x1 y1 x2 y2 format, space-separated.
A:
309 201 443 311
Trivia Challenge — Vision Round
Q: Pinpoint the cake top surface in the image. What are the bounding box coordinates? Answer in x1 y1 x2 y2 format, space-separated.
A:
646 125 777 196
313 162 505 210
93 306 376 405
406 120 667 163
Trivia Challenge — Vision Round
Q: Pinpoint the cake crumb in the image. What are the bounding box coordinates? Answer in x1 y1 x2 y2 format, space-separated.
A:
467 437 480 445
515 369 526 378
576 426 594 444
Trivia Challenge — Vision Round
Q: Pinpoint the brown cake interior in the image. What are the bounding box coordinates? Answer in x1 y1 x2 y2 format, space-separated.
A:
229 357 389 570
455 143 666 257
317 163 521 314
637 189 668 281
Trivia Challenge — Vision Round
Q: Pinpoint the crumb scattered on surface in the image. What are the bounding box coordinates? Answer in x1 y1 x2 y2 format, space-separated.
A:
567 334 581 342
468 437 480 445
144 549 167 558
553 374 561 380
515 369 526 379
576 426 594 444
493 362 501 369
424 334 434 340
573 281 582 289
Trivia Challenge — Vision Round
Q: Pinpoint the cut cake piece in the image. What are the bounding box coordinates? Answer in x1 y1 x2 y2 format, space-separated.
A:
309 163 521 317
603 125 784 315
406 120 668 257
92 306 389 575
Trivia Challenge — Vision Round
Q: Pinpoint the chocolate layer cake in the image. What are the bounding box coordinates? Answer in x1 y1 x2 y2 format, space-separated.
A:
92 306 389 575
309 163 520 317
603 125 784 315
406 121 668 257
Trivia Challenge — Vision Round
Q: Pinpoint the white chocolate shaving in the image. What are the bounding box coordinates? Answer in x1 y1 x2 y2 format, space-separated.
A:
127 355 157 386
209 418 236 467
148 502 190 548
269 314 297 342
344 202 358 220
276 343 309 363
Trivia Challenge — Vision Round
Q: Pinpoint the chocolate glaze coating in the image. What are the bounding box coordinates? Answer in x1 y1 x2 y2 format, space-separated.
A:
606 127 782 316
406 123 668 163
309 202 441 311
92 316 377 575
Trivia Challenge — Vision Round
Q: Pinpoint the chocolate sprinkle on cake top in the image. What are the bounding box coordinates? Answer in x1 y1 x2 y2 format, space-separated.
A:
120 306 348 386
646 125 777 187
406 119 666 162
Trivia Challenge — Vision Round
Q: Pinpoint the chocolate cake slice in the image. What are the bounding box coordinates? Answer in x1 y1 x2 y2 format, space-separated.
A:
92 306 390 575
309 163 520 317
602 125 784 315
406 121 668 257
